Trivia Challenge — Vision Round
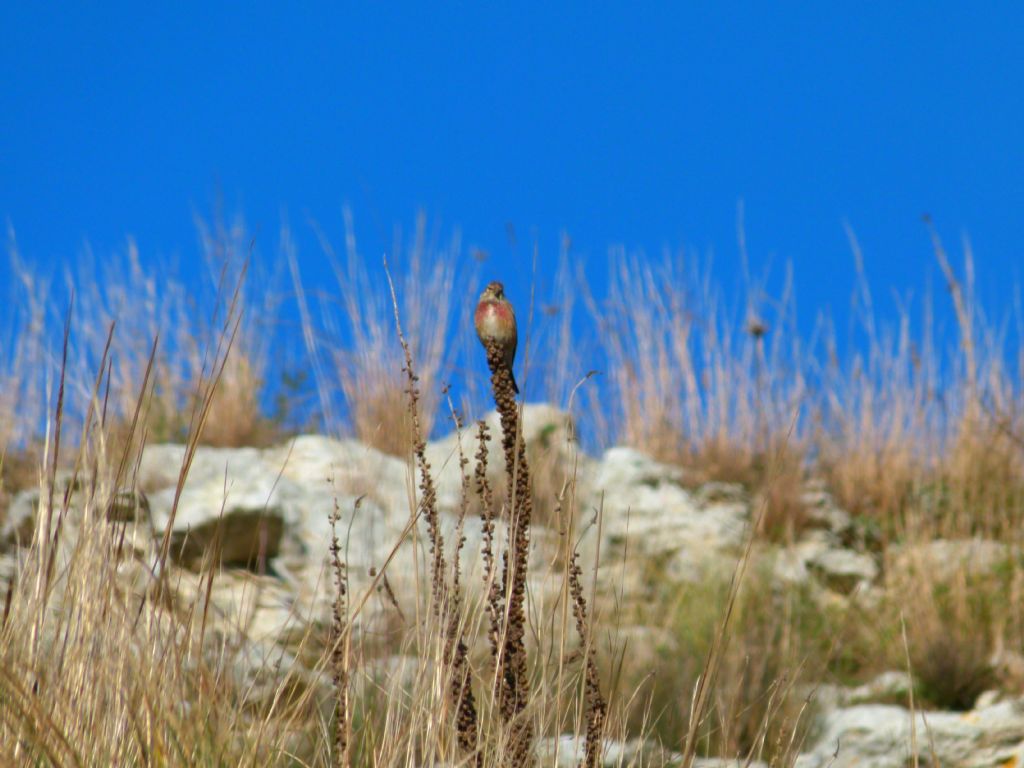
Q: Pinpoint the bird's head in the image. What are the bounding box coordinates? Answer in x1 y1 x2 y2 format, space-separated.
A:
481 281 506 301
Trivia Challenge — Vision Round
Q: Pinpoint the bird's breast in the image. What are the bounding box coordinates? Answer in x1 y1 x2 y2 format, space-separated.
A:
475 301 515 341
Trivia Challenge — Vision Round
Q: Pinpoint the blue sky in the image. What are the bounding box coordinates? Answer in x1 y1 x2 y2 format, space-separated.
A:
2 4 1023 354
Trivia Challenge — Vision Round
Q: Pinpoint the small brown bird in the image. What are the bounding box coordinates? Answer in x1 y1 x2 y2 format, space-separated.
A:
474 281 519 394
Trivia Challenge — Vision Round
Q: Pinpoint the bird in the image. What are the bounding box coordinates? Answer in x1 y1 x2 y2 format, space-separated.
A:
474 281 519 394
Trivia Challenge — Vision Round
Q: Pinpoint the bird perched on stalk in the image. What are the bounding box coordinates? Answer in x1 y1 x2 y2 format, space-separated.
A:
475 281 519 394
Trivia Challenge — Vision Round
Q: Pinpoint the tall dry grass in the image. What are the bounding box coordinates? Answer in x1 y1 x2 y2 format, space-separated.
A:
289 209 471 456
1 217 286 472
3 211 1024 766
585 245 808 466
0 223 623 767
0 261 327 766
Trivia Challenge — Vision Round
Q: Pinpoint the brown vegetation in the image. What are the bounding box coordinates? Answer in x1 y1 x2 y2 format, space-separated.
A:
1 213 1023 765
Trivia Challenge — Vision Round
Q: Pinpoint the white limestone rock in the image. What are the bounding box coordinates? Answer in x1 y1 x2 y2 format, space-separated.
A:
580 447 751 596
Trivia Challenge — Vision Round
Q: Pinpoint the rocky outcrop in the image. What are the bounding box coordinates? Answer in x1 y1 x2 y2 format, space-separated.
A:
581 448 750 595
537 734 769 767
796 696 1024 768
